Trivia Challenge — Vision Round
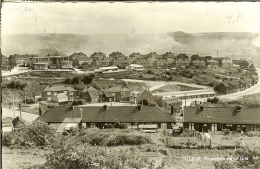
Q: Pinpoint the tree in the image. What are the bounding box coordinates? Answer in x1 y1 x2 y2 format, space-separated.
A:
72 75 83 84
82 74 95 84
190 55 200 61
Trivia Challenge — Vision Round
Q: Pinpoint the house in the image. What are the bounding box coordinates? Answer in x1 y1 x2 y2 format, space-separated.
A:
111 58 130 68
69 52 91 67
200 56 213 62
1 55 10 70
161 52 176 59
190 60 206 68
99 90 115 102
90 52 106 60
31 55 72 69
10 116 27 131
9 54 36 67
129 52 143 59
105 86 130 102
42 85 77 102
158 97 182 113
214 57 233 69
125 64 144 71
129 89 160 105
109 52 127 59
190 55 201 61
81 86 99 103
233 59 249 69
206 60 219 68
39 105 176 129
134 58 154 68
228 80 241 93
183 106 260 132
241 77 254 88
91 57 113 68
250 75 258 85
172 59 190 68
143 52 159 61
154 59 170 68
51 93 69 105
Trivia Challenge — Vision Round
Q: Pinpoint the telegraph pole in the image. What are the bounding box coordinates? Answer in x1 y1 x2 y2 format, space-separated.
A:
185 93 187 107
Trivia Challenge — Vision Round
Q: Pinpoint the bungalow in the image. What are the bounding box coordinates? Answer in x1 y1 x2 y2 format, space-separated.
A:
80 86 99 103
73 56 93 67
42 85 77 102
90 52 106 60
109 52 127 59
39 105 176 129
183 106 260 132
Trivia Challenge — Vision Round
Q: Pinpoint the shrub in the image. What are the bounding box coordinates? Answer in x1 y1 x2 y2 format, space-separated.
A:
45 142 156 169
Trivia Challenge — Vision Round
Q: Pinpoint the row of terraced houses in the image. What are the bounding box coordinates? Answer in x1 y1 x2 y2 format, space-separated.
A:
2 52 251 70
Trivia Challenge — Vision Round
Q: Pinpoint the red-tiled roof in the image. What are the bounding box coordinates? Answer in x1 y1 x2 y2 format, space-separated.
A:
39 105 175 123
184 107 260 124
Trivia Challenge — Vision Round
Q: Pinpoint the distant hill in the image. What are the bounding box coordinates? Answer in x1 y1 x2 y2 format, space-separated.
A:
2 32 259 60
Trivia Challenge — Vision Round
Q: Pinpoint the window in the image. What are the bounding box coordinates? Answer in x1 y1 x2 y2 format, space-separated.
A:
190 123 194 130
47 92 51 96
47 97 51 101
90 123 96 128
70 97 74 101
70 92 73 96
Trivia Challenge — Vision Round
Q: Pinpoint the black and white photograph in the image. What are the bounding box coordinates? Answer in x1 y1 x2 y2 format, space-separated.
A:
1 1 260 169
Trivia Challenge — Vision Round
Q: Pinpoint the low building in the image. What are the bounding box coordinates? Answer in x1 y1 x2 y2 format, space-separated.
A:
134 58 154 68
233 59 249 69
31 55 72 69
100 90 115 102
39 105 176 129
161 52 176 59
158 97 182 113
129 52 143 59
129 89 160 105
172 59 190 68
42 85 77 102
143 52 159 61
81 86 99 103
183 106 260 132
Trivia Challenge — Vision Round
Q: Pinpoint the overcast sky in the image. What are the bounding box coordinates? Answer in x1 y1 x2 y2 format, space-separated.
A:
2 2 260 34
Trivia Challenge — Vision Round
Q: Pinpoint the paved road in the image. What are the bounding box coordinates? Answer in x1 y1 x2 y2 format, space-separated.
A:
2 108 39 122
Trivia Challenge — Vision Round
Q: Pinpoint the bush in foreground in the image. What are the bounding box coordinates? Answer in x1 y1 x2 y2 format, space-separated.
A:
45 143 157 169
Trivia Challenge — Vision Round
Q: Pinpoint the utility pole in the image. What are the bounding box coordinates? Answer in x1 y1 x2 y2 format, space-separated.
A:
185 93 186 107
